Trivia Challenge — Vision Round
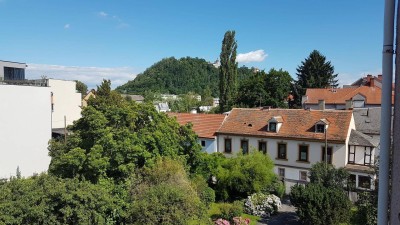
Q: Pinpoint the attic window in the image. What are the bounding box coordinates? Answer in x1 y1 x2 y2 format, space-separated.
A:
269 122 277 132
316 124 325 133
315 118 329 133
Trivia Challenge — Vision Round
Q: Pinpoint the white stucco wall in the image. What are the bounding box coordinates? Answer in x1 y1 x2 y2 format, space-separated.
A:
199 138 217 154
217 134 348 193
0 85 51 178
48 79 81 129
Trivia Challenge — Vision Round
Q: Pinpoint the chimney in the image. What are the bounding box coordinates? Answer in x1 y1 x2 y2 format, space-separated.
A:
318 99 325 110
345 100 353 110
366 74 372 82
378 74 383 80
370 77 375 87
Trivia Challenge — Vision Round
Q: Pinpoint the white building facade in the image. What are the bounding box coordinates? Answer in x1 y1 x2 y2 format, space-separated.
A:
216 108 360 193
48 79 82 129
0 84 51 178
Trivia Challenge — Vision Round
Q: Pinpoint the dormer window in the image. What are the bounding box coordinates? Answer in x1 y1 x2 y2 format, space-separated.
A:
268 116 283 132
316 124 325 133
269 122 277 132
315 119 329 133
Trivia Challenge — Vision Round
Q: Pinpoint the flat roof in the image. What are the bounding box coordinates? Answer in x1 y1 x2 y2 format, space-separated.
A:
0 60 27 67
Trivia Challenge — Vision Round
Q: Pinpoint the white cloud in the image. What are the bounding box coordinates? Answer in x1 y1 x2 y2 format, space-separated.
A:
236 50 267 63
97 11 129 29
98 11 108 17
26 64 138 89
64 24 70 29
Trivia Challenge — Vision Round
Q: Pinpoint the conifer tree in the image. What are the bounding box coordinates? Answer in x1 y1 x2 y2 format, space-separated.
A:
296 50 338 97
219 30 238 112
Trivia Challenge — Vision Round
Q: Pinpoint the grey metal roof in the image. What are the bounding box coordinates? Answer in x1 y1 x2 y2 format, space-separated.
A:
352 107 383 135
349 129 379 147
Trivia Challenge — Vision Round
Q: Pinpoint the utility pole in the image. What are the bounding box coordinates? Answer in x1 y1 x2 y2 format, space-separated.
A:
378 0 395 224
390 0 400 223
325 126 328 166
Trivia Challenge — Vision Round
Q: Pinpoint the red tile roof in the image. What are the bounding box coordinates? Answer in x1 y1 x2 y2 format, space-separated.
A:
305 86 393 105
168 113 226 139
217 108 353 143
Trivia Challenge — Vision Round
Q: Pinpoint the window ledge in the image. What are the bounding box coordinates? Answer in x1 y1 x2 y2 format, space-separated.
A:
275 158 288 161
296 160 310 164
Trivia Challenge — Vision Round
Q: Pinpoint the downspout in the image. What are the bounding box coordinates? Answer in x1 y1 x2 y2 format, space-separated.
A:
390 0 400 223
378 0 395 224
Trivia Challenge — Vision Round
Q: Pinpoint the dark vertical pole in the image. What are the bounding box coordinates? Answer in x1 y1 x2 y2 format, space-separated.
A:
379 0 395 224
390 0 400 223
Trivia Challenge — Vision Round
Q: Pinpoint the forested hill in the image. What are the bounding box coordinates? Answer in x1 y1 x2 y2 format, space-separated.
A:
116 57 220 96
116 57 255 97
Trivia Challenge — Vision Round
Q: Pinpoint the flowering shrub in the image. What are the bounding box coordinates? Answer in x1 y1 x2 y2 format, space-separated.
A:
233 217 251 225
244 193 281 217
215 218 231 225
214 217 250 225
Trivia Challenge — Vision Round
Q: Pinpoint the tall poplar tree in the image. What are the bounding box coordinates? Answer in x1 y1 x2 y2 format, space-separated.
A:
296 50 338 98
219 30 238 112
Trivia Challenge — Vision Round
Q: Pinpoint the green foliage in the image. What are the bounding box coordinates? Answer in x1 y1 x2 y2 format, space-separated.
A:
49 80 202 183
290 183 351 225
167 92 201 112
264 68 293 108
355 191 377 225
215 152 276 201
352 157 378 225
236 68 293 108
129 158 205 225
296 50 338 102
290 163 351 225
213 201 244 223
263 176 285 198
191 175 216 207
75 80 88 98
219 30 238 112
0 174 127 225
116 57 220 97
309 162 349 189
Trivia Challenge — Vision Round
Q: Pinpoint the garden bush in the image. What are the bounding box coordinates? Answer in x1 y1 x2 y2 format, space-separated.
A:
244 193 281 217
214 201 244 223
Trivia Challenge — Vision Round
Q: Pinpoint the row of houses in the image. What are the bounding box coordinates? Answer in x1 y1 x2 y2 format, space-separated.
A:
169 75 386 193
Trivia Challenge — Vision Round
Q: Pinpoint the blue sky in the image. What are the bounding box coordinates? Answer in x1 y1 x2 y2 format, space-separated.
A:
0 0 383 89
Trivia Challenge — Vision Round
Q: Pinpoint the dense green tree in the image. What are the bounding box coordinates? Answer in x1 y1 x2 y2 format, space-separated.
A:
290 162 351 225
48 80 202 183
75 80 88 98
128 158 206 224
236 71 269 108
309 162 349 189
296 50 338 102
215 152 277 201
219 30 238 112
0 174 127 225
290 183 351 225
265 68 293 108
354 159 378 225
236 68 293 108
